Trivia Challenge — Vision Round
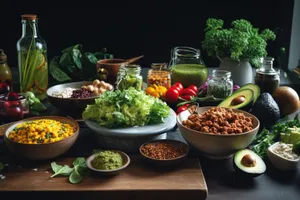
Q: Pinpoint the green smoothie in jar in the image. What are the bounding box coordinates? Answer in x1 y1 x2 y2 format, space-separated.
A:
169 47 208 88
171 64 208 88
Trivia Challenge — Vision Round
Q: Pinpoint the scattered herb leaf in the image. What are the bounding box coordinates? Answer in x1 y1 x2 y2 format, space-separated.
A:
69 169 83 184
50 162 74 178
50 157 88 184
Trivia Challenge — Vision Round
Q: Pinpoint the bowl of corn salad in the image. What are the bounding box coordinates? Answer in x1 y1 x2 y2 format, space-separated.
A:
4 116 79 160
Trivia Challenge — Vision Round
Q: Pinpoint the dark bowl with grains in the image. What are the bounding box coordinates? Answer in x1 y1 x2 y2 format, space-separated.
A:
47 80 113 113
139 139 190 167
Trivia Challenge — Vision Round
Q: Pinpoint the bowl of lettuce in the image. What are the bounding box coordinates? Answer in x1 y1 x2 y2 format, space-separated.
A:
82 87 176 152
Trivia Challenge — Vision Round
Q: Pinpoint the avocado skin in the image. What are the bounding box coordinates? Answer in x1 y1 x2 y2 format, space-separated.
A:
218 89 254 111
250 93 280 128
233 162 264 178
233 149 266 178
237 83 261 104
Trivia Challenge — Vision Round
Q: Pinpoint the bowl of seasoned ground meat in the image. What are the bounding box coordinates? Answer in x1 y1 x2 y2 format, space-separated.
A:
177 106 260 160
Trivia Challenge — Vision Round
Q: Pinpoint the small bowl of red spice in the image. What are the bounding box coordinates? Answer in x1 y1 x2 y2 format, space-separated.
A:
139 139 190 167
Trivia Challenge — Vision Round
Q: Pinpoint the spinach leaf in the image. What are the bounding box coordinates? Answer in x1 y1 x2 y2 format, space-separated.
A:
72 47 83 70
69 169 83 184
82 52 98 80
49 56 72 82
75 165 89 176
50 162 74 178
72 157 86 167
59 52 73 67
0 162 4 172
49 44 113 84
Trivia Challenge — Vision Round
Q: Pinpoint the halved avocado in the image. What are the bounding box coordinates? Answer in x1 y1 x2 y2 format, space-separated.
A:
236 83 261 104
218 88 254 111
233 149 266 177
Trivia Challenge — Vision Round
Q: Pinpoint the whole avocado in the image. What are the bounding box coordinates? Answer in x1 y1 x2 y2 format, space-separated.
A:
250 93 280 127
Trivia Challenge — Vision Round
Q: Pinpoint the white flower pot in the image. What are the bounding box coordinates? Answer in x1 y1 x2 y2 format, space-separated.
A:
219 57 253 86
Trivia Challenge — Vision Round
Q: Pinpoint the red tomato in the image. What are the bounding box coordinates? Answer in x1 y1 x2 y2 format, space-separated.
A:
187 85 198 93
176 104 189 115
171 85 183 94
174 82 184 91
181 88 197 97
165 87 180 103
180 95 192 101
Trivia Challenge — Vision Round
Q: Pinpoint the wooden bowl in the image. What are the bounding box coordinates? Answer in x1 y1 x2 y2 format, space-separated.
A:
139 139 190 167
4 116 79 161
85 150 130 176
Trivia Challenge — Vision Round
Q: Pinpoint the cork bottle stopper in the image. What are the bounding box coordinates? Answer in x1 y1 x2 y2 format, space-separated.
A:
21 14 37 20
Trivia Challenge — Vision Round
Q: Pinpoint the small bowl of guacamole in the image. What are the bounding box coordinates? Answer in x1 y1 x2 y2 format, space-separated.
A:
86 150 130 175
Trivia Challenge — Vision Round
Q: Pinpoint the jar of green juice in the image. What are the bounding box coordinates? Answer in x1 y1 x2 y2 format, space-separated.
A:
169 46 208 88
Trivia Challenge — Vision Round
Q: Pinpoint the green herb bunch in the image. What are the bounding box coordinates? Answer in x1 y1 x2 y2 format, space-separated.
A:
202 18 276 67
49 44 113 85
50 157 89 184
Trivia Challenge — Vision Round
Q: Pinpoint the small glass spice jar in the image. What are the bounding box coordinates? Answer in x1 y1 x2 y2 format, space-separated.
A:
147 63 171 89
116 64 143 91
207 70 233 98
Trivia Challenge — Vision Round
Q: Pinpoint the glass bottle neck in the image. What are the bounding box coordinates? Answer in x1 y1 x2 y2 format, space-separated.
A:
21 19 39 38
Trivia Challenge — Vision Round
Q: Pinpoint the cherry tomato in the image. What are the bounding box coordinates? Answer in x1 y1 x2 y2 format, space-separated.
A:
165 87 180 103
174 82 184 92
181 88 197 97
176 104 189 115
180 95 192 101
187 85 198 93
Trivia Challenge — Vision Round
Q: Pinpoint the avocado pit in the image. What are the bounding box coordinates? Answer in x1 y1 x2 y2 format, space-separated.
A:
231 95 245 106
241 153 256 167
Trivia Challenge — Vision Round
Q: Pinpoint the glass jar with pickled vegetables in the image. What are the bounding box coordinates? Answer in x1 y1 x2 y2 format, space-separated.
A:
16 14 48 100
116 64 143 91
147 63 171 89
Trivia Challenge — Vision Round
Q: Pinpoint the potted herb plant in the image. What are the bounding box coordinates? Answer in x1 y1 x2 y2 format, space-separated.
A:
202 18 276 86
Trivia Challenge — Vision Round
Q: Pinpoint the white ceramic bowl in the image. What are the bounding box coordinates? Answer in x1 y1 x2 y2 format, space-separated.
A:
84 109 177 152
267 142 300 171
177 106 260 159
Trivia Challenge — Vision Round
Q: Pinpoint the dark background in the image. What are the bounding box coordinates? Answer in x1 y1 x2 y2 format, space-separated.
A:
0 0 295 69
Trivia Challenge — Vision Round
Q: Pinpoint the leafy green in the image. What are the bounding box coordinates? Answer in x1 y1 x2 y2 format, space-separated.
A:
202 18 276 67
49 44 113 84
82 87 170 128
251 119 300 158
24 91 47 112
50 162 74 178
69 169 83 184
50 157 88 184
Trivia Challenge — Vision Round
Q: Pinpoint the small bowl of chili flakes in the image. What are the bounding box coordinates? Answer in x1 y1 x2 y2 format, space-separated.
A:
139 139 189 167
